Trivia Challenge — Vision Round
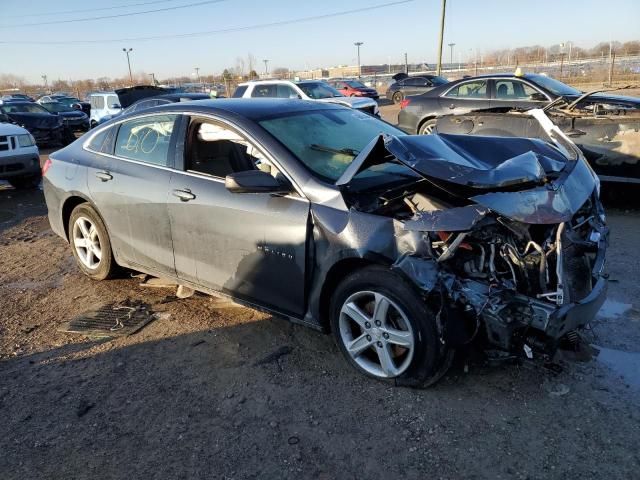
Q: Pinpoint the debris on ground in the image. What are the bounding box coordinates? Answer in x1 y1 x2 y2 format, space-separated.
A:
59 301 155 338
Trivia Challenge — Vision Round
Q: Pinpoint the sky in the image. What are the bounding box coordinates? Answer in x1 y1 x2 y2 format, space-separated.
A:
1 0 639 83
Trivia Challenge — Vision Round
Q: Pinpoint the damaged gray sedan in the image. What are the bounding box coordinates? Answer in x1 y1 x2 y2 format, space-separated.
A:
43 100 608 386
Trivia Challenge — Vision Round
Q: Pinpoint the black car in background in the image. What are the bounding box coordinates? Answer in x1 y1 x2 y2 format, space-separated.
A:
385 75 449 104
98 91 211 124
40 101 90 132
43 99 607 386
1 93 35 102
0 100 65 145
397 73 640 135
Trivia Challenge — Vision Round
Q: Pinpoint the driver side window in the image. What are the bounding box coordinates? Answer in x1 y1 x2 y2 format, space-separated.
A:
186 119 274 179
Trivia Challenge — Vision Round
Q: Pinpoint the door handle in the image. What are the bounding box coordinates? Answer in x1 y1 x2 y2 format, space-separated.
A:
95 171 113 182
172 189 196 202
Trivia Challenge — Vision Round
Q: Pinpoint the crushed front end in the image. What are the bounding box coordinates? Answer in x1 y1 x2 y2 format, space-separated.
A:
346 109 609 359
422 197 607 356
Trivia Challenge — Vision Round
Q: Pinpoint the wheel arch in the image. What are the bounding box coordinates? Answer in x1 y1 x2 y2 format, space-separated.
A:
416 115 438 134
317 252 426 332
61 194 97 242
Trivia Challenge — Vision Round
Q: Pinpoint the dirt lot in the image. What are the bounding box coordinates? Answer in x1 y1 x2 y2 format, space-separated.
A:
1 170 640 478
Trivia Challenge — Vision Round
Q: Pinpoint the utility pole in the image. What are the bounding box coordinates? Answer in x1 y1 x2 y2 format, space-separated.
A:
41 75 48 93
122 48 133 85
263 59 269 76
404 52 408 74
447 42 455 69
194 67 201 85
354 42 363 78
436 0 447 76
149 73 156 85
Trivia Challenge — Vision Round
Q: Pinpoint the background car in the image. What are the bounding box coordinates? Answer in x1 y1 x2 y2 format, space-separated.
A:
327 79 379 99
88 92 122 128
0 113 41 189
98 91 211 124
39 101 90 132
385 75 449 104
233 80 379 116
397 72 640 135
1 93 35 102
38 95 91 116
0 100 65 146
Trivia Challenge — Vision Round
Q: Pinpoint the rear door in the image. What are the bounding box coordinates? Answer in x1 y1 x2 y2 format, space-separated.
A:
403 77 432 96
89 113 179 276
167 116 310 316
438 79 490 114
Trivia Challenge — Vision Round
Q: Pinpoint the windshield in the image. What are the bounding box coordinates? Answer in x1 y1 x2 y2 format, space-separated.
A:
345 80 366 88
527 74 581 96
258 108 409 183
0 102 50 114
41 102 74 113
54 97 80 106
298 82 343 99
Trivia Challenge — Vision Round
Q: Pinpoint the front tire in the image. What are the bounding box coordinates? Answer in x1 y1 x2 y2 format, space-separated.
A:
330 265 451 387
69 204 116 281
392 91 404 104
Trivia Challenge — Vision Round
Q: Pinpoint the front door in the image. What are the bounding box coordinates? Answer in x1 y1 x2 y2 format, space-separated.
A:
168 117 310 317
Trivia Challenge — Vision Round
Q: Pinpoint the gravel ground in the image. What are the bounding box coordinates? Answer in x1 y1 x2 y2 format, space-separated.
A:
0 181 639 479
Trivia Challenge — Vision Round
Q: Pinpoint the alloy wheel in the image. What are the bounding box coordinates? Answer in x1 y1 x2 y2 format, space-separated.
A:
72 216 102 270
338 290 415 378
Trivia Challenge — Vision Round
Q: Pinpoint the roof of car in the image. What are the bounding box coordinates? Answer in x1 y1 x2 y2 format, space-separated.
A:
155 98 344 119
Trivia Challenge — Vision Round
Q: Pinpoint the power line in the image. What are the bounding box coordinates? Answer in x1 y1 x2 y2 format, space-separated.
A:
0 0 414 44
3 0 177 18
1 0 228 28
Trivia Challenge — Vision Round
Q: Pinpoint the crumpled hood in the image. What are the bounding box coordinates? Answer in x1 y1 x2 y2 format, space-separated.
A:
338 109 598 224
317 96 377 109
6 112 62 129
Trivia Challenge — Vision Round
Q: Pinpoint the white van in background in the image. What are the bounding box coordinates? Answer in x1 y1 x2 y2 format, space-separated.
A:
88 92 121 128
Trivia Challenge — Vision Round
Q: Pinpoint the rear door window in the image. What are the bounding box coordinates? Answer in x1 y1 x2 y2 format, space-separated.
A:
444 81 488 98
251 85 277 97
91 96 105 109
114 114 178 167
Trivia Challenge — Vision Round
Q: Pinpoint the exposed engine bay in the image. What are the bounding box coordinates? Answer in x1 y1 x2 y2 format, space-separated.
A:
335 109 608 360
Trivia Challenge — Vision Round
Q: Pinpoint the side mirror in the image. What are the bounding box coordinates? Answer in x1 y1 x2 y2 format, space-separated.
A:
225 170 291 194
529 92 547 102
110 103 121 109
71 103 82 110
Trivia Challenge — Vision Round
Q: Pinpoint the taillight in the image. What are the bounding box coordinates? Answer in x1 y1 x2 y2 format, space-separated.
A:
42 157 52 176
399 99 411 109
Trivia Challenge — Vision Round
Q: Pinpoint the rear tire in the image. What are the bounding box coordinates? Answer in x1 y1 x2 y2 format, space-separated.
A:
330 265 451 387
419 119 438 135
69 204 117 281
9 174 41 190
392 91 404 104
